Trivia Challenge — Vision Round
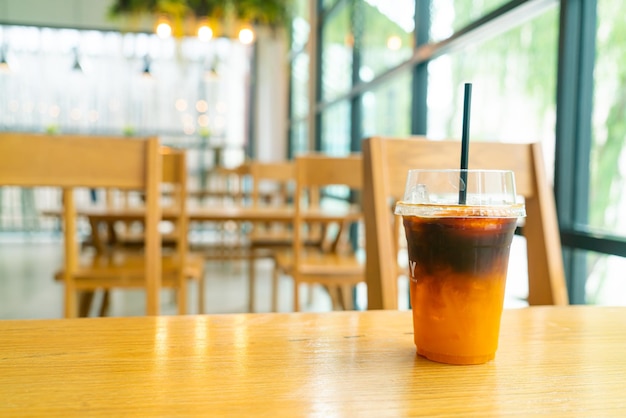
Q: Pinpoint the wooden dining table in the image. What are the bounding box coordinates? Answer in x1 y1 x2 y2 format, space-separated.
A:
1 306 624 416
40 204 363 315
42 205 362 252
67 204 362 223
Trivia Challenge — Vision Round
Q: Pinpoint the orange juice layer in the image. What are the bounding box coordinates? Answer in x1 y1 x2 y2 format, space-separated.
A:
411 271 506 365
403 215 517 365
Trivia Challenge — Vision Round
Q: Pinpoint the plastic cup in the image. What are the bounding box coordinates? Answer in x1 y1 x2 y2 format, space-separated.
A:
395 169 526 365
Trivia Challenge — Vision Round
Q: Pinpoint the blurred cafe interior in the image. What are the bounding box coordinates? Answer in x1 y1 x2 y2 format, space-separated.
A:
1 0 625 319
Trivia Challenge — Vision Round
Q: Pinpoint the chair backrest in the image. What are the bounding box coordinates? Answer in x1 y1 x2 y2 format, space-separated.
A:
249 161 295 207
161 147 188 255
362 136 568 309
0 132 162 317
295 154 362 191
293 154 363 261
207 162 251 206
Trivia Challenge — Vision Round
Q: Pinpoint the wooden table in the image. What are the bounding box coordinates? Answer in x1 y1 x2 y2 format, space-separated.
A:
41 205 362 313
42 205 361 249
1 306 624 416
61 205 361 223
69 205 362 253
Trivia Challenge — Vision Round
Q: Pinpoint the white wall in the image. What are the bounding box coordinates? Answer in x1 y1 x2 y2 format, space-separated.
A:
0 0 290 163
254 28 289 162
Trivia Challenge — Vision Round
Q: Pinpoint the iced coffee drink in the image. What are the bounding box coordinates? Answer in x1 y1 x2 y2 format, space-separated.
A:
395 170 525 365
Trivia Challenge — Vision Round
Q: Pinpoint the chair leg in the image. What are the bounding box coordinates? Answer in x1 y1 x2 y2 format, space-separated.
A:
305 283 314 307
177 278 188 315
326 285 342 310
198 274 206 315
78 291 94 317
294 280 300 312
99 290 111 317
248 250 256 313
64 282 77 318
340 285 354 310
271 270 279 312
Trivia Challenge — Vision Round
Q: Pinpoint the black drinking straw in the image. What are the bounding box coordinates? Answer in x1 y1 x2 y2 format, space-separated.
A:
459 83 472 204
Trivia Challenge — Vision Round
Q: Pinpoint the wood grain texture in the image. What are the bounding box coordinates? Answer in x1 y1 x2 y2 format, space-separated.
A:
0 133 162 318
0 133 149 189
1 306 624 416
43 206 361 223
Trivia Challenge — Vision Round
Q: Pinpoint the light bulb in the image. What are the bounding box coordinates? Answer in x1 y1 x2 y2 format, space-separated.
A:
386 35 402 50
238 27 255 44
198 25 213 42
156 18 172 38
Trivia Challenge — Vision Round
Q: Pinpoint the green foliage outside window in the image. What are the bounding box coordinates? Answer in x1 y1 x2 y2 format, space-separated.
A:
591 0 626 233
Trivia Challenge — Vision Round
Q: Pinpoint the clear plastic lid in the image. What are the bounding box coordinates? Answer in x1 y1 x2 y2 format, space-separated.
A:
393 169 526 218
394 202 526 218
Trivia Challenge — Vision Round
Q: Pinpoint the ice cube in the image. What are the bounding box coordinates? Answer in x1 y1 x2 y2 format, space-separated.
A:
409 184 430 203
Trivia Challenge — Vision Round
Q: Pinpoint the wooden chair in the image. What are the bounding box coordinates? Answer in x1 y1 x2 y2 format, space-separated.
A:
273 154 364 312
206 162 252 205
152 147 205 314
78 148 206 316
362 136 569 310
193 162 252 260
0 132 162 318
247 160 296 312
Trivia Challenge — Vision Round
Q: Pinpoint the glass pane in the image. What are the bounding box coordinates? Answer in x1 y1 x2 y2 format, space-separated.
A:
589 0 626 237
323 0 339 11
430 0 511 42
291 0 310 52
426 6 558 179
290 120 309 156
291 52 309 118
358 0 414 80
584 250 626 305
321 3 353 101
361 70 412 138
320 100 351 155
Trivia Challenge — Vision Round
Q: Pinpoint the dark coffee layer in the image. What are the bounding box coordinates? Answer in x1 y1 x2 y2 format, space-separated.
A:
403 216 517 276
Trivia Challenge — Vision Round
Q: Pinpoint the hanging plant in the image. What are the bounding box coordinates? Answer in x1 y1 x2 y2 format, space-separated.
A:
235 0 290 27
108 0 292 35
108 0 159 16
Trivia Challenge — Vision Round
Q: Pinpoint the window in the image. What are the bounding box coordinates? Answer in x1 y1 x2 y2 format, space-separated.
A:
321 3 353 101
288 0 312 155
290 120 309 156
570 0 626 304
292 0 626 305
584 252 626 305
430 0 512 42
361 70 412 138
291 52 310 119
427 6 558 176
320 100 351 154
359 0 415 80
590 0 626 237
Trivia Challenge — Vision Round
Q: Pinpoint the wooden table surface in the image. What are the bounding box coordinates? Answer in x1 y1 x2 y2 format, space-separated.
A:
189 205 362 223
44 205 361 223
42 205 360 246
1 306 624 416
